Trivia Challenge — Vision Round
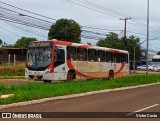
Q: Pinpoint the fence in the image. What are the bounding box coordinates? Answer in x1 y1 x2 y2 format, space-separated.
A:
0 48 27 66
0 54 25 66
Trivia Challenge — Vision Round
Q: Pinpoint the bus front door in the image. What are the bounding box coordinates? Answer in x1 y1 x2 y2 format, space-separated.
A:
54 45 67 81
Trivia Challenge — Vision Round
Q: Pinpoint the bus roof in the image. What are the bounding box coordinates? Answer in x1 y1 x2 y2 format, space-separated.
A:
31 39 129 54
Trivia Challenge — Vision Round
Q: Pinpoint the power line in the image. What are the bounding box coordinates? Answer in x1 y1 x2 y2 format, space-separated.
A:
0 2 113 40
0 0 160 49
1 0 160 39
0 0 114 34
0 17 49 30
82 0 128 17
66 0 160 39
0 1 57 21
65 0 120 18
1 0 158 40
82 0 160 36
0 8 51 29
0 24 20 37
0 6 53 24
0 21 47 39
81 26 122 31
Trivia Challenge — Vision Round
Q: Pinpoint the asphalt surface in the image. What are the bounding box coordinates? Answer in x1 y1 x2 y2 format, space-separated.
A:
0 84 160 121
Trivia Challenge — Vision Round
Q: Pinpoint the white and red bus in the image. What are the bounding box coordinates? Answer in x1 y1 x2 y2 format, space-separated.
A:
25 39 129 82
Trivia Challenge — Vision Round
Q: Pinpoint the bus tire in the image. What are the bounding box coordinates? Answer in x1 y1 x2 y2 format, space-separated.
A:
67 70 75 81
108 70 114 80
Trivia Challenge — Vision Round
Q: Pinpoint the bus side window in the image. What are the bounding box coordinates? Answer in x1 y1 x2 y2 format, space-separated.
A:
67 46 77 61
126 54 128 63
125 54 128 63
77 48 87 61
58 49 65 61
106 51 113 63
98 50 105 62
88 49 97 62
114 53 121 63
54 46 65 62
121 53 128 63
121 53 126 63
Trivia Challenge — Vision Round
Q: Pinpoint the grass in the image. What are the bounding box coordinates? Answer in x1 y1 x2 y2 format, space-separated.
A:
0 63 25 77
0 62 24 76
0 70 25 79
0 70 25 76
0 74 160 105
0 63 24 69
0 76 25 79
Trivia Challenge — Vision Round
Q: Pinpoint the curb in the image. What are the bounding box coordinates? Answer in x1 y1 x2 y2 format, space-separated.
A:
0 82 160 110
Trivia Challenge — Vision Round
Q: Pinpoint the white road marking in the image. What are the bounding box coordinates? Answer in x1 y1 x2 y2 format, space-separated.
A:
127 104 159 116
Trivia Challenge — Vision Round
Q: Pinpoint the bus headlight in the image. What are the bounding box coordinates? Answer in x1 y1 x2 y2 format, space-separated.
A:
26 69 32 74
45 68 51 74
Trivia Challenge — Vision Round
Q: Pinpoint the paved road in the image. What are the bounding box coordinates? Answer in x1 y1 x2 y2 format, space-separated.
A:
1 84 160 121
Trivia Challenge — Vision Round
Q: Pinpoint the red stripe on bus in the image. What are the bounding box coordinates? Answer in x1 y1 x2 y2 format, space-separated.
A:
77 45 91 48
67 60 93 78
54 40 72 46
67 60 110 79
115 63 125 74
111 49 121 53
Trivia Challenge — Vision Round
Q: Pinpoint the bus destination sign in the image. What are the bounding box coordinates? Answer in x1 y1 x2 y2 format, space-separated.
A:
28 42 52 48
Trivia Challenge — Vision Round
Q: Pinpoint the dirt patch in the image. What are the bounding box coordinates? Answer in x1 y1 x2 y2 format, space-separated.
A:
0 79 38 86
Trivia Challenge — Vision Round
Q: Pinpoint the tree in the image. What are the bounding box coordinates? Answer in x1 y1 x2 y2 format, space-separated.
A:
97 33 142 61
48 18 81 43
125 35 141 61
97 32 123 49
157 51 160 55
0 39 2 45
14 37 36 48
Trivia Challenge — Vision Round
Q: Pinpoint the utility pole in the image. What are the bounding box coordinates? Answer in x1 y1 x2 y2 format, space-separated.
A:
120 17 131 50
146 0 149 75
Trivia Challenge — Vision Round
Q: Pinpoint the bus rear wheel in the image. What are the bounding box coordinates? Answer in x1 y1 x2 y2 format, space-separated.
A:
108 71 114 80
67 71 75 81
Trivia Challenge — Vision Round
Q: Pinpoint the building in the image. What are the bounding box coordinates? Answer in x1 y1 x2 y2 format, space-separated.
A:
139 49 160 66
0 47 27 65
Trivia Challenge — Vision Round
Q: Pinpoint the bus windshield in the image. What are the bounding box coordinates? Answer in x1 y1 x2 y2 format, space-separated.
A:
27 42 52 69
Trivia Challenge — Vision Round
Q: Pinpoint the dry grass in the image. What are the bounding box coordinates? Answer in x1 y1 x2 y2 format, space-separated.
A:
0 62 24 69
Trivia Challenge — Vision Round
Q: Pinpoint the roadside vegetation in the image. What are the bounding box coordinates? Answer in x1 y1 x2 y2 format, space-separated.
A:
0 75 160 105
0 63 25 78
0 70 24 76
0 63 24 69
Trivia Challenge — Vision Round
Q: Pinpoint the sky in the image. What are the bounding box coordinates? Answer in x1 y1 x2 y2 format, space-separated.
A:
0 0 160 53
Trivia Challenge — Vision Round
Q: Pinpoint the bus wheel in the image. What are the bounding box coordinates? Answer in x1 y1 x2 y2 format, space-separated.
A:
108 71 114 80
67 71 75 81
